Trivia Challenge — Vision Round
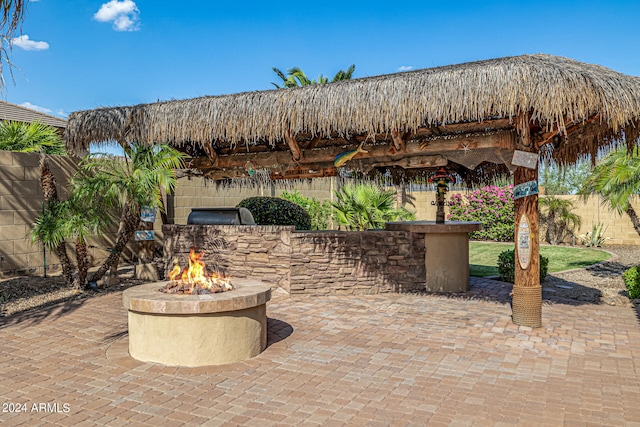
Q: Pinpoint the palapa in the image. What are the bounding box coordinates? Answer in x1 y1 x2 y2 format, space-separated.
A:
64 54 640 328
65 54 640 181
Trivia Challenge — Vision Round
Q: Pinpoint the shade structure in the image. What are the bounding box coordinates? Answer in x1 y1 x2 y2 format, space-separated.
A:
65 54 640 327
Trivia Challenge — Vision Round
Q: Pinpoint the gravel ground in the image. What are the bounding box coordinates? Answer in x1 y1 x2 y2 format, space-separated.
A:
0 267 146 317
1 246 638 317
543 245 639 307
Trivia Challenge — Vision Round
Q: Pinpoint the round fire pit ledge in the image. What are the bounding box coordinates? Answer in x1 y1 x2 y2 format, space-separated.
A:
123 278 271 367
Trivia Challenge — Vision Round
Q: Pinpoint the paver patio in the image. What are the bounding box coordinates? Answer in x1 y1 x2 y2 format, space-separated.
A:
1 277 640 426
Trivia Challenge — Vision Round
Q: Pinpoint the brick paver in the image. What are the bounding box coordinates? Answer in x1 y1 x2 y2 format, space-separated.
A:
2 278 640 425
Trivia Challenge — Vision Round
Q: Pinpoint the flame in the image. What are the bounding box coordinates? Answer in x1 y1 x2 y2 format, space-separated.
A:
168 249 233 292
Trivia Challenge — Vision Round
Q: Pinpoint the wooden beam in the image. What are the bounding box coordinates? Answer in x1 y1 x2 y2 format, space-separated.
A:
270 167 338 180
535 115 602 149
284 130 302 162
350 155 447 170
416 118 514 138
189 131 514 171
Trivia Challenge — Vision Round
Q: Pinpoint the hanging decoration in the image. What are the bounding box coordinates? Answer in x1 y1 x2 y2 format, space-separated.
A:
244 160 257 176
334 142 368 167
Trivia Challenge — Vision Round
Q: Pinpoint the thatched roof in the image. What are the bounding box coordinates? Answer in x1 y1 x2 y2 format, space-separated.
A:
65 54 640 182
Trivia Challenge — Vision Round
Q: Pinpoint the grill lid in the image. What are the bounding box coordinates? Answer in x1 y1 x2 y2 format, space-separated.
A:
187 208 256 225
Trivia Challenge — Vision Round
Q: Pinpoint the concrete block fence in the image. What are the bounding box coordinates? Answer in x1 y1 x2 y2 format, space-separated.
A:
1 150 638 276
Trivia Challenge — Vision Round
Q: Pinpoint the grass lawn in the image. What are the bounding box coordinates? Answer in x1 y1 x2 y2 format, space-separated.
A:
469 242 611 277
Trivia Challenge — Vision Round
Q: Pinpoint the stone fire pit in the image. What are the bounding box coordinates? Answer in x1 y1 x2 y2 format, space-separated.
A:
122 278 271 367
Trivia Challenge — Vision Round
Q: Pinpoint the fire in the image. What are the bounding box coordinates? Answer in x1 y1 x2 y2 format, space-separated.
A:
166 248 233 294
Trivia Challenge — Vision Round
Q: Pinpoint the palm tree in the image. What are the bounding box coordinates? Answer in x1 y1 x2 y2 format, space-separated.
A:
0 121 67 155
271 65 356 88
331 183 414 230
31 157 75 286
538 196 582 245
75 144 186 283
581 147 640 236
331 64 355 82
62 193 110 287
1 0 27 87
32 157 112 289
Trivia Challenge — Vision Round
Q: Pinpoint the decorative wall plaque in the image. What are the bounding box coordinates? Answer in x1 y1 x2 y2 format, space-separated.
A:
517 214 531 270
134 230 155 241
140 206 156 223
513 180 539 200
511 150 539 169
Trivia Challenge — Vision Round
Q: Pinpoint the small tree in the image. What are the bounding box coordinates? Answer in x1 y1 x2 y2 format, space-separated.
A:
279 190 332 230
32 144 186 288
581 148 640 237
75 144 186 284
31 156 108 289
31 156 74 286
538 196 581 245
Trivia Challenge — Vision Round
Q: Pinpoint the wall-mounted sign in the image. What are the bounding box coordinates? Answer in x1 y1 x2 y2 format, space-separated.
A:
513 180 539 200
517 214 531 269
140 206 156 223
512 150 539 169
134 230 155 241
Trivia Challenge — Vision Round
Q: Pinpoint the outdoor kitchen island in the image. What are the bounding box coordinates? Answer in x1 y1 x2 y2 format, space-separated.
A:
385 221 482 293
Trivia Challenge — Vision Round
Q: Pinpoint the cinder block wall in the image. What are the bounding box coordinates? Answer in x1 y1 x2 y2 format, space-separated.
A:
0 151 154 276
0 151 76 275
553 195 640 246
3 152 639 277
171 177 640 245
170 177 337 224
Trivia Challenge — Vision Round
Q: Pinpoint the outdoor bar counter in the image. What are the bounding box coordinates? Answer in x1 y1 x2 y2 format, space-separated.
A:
385 221 482 293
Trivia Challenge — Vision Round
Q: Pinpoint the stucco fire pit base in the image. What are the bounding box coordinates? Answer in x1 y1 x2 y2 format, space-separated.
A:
123 278 271 367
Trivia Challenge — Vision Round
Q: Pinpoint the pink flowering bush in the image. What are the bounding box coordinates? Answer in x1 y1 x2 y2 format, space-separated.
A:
448 185 514 241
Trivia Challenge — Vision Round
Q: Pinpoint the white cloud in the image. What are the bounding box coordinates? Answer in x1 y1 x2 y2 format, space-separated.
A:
397 65 413 72
20 102 67 118
11 35 49 51
94 0 140 32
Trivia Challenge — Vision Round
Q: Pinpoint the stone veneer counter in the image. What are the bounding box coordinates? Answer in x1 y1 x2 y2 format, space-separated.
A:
385 221 482 293
123 278 271 367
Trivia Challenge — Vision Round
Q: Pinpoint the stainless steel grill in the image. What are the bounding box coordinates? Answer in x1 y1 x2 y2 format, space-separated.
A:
186 208 256 225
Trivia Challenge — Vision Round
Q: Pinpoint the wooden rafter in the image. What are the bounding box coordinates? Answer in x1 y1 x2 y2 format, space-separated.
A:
284 130 302 162
188 130 517 181
390 130 406 154
202 142 219 166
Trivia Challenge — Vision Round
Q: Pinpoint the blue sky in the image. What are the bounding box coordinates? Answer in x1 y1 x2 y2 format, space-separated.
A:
5 0 640 119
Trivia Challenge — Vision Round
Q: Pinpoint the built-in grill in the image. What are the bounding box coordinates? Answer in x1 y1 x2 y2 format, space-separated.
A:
187 207 256 225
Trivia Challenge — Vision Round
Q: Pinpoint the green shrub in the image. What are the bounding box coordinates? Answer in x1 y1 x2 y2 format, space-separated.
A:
237 196 312 230
448 185 514 241
497 249 549 283
280 190 332 230
623 265 640 299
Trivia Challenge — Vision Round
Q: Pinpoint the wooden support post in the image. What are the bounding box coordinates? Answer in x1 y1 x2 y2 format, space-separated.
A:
512 112 542 328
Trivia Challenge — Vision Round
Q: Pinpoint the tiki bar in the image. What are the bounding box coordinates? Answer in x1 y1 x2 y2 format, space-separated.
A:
66 54 640 328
